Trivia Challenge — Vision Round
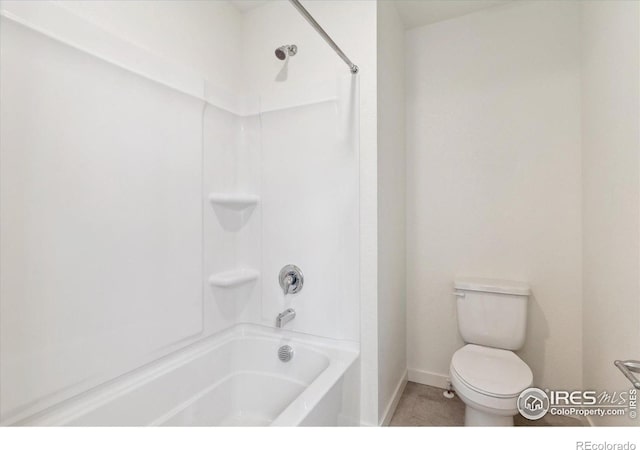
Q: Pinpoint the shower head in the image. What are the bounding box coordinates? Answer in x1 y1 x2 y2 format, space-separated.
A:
275 44 297 61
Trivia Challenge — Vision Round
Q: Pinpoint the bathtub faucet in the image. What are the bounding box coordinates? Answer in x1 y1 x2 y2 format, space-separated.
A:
276 308 296 328
282 273 294 295
279 265 304 296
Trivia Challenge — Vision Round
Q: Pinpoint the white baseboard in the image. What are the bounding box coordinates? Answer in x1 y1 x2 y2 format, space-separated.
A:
380 370 408 426
407 368 450 389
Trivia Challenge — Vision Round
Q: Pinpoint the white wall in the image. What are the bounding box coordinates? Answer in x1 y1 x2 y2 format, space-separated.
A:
240 0 378 425
240 1 372 96
581 0 640 426
44 2 255 339
0 0 246 424
0 6 204 423
0 0 378 425
376 1 407 425
203 107 263 334
241 2 365 341
53 0 243 95
405 1 583 391
258 80 359 340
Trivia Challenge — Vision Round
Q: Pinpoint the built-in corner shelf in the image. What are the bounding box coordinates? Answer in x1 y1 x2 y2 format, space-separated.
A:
209 268 260 288
208 193 259 210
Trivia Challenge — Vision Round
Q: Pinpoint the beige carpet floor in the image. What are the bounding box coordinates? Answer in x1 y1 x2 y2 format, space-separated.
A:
389 382 585 427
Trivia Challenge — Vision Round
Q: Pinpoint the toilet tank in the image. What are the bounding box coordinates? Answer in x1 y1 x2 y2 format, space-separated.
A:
454 278 530 351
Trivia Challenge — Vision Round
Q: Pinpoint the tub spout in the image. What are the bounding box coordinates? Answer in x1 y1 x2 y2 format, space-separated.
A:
276 308 296 328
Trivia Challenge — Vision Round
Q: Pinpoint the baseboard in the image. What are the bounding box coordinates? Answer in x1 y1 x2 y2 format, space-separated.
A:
407 368 450 389
380 370 408 426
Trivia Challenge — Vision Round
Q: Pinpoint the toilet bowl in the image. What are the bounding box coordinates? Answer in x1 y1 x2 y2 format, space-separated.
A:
450 344 532 426
451 277 533 426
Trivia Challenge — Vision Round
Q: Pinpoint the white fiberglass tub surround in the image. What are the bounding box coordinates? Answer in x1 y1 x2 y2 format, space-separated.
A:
0 2 361 427
15 325 359 426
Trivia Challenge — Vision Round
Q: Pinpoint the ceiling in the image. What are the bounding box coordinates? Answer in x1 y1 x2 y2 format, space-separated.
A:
229 1 510 29
393 1 510 29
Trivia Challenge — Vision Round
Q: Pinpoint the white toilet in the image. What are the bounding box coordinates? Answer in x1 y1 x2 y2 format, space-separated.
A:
450 278 533 426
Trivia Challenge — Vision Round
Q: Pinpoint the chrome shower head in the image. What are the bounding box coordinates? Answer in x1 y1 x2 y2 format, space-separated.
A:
275 44 297 61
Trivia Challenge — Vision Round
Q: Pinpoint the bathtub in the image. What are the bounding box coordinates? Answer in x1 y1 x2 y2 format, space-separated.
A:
17 324 360 426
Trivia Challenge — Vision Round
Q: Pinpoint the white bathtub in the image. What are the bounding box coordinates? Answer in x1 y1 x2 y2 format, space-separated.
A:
17 324 360 426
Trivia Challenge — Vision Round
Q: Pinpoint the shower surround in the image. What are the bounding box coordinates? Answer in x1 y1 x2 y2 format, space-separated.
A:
0 0 361 426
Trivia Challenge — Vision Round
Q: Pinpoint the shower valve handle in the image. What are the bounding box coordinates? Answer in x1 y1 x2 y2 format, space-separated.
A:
279 265 304 295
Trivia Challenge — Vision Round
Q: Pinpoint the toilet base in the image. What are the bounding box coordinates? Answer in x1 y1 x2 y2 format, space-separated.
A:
464 405 514 426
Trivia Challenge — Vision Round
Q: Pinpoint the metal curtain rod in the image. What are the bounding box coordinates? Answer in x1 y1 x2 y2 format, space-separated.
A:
288 0 359 74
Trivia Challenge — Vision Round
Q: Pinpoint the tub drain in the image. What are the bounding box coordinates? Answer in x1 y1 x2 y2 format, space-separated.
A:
278 345 294 362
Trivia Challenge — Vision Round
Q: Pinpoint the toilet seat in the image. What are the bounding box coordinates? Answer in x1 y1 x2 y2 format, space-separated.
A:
451 344 532 397
450 344 532 414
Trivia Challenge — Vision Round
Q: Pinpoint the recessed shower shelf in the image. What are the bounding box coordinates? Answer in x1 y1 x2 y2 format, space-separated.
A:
209 268 260 288
208 193 259 210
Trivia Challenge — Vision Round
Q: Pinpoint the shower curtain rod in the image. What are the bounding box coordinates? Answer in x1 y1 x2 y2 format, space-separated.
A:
288 0 359 74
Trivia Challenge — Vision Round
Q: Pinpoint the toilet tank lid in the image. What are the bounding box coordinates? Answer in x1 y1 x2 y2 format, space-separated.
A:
454 277 531 296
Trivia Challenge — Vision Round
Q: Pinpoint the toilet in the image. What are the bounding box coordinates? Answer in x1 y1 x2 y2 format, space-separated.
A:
450 278 533 426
